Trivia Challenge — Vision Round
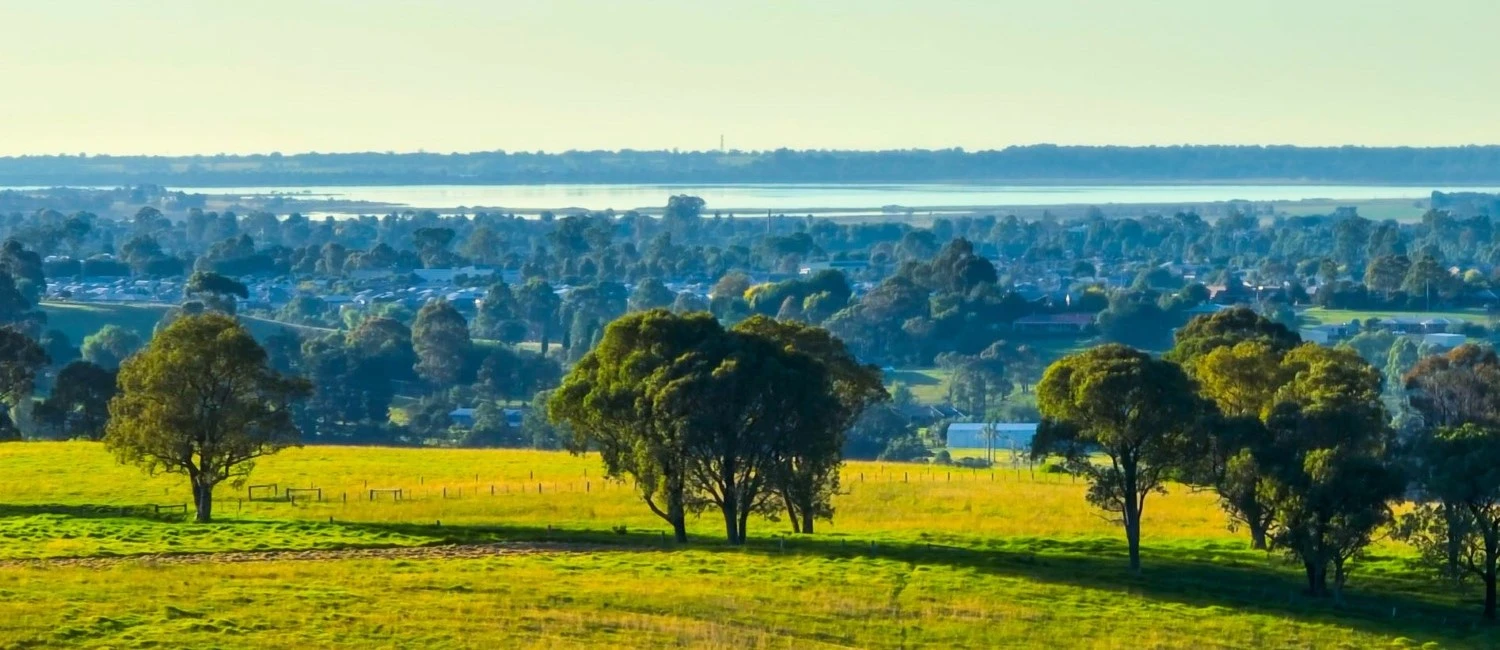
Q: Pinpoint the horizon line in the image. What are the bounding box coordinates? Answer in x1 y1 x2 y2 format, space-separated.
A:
8 143 1500 159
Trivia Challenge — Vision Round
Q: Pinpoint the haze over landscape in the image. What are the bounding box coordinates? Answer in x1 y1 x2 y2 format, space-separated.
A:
3 0 1499 155
3 2 1500 649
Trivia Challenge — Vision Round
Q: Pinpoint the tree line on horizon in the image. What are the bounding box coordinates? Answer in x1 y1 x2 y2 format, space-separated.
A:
6 145 1500 185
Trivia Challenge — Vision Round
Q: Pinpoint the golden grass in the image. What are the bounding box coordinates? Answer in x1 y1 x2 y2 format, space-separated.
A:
0 442 1485 649
0 442 1237 547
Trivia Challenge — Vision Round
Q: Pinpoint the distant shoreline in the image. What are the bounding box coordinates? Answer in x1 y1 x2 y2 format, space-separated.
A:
5 145 1500 188
137 178 1500 190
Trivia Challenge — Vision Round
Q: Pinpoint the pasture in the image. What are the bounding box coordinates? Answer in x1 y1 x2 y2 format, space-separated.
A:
0 443 1489 648
41 301 322 345
40 302 168 343
1299 307 1494 327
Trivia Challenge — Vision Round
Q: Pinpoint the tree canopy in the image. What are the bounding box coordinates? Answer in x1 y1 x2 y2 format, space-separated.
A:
1034 343 1208 572
105 313 310 522
550 310 870 544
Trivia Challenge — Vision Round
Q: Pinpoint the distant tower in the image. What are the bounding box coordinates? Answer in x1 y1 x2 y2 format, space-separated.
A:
719 135 724 153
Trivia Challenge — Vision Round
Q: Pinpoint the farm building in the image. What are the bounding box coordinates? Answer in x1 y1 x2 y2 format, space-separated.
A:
945 423 1038 450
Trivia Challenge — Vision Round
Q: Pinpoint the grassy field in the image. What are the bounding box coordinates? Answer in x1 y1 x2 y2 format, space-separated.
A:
883 368 952 404
1299 307 1495 327
41 301 316 344
1271 198 1429 222
0 442 1490 648
40 302 169 343
883 338 1089 407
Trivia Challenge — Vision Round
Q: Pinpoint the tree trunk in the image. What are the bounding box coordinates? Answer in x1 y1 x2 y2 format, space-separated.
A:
737 503 752 545
1484 571 1496 622
786 501 801 534
722 498 741 544
1485 533 1498 622
1248 522 1267 551
801 508 815 535
1122 467 1142 573
193 481 213 523
1332 558 1347 606
668 490 687 543
1446 502 1464 583
1124 516 1141 573
1303 560 1327 597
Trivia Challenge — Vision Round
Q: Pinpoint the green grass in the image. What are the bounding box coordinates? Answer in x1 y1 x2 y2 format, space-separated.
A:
884 368 951 404
40 302 168 343
0 442 1490 648
1300 307 1495 327
884 339 1088 406
0 541 1481 649
42 301 314 343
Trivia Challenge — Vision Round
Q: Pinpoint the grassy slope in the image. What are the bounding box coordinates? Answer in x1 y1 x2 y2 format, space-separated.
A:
885 338 1089 406
884 368 952 404
1272 198 1429 223
1300 307 1495 327
0 443 1490 648
40 302 168 343
41 302 312 343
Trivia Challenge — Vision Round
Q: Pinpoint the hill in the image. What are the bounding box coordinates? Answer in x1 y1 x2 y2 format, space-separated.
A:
41 302 325 345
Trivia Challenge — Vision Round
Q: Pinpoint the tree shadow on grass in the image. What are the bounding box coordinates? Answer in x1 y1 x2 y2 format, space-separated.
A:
343 519 1492 647
0 502 191 523
3 507 1483 646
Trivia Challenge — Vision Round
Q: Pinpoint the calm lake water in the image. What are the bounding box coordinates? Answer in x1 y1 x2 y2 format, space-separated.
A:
178 183 1500 215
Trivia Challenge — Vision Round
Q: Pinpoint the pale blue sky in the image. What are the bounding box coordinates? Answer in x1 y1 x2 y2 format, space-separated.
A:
0 0 1494 155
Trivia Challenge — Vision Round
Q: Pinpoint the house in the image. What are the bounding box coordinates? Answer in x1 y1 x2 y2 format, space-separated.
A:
944 423 1039 450
1185 303 1227 315
448 408 477 428
798 260 869 276
1206 281 1255 305
503 408 526 429
1013 284 1048 304
1466 288 1500 308
1420 318 1459 333
1300 324 1352 346
1374 317 1455 334
349 269 396 282
1012 312 1095 334
450 407 527 429
897 403 969 427
1423 333 1467 349
413 266 498 284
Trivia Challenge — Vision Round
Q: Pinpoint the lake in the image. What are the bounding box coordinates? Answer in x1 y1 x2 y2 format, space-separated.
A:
178 183 1500 215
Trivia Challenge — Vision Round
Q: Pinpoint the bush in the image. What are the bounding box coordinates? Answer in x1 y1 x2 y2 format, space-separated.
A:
954 457 992 469
932 450 953 465
878 434 930 462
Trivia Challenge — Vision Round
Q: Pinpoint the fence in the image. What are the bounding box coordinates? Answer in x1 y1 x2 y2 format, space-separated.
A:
368 488 403 501
285 487 323 503
247 484 279 500
206 463 1081 528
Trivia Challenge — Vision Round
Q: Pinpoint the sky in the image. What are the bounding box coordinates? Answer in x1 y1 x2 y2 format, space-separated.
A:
0 0 1496 156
